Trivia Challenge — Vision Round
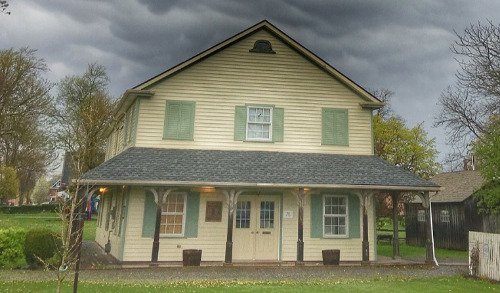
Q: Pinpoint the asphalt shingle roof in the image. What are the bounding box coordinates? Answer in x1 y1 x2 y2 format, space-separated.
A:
430 170 484 202
82 147 439 189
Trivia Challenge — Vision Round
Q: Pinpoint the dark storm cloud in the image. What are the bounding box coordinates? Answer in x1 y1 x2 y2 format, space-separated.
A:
1 0 500 164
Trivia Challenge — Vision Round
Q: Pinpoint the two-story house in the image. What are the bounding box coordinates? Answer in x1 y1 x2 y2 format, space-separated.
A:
82 20 440 265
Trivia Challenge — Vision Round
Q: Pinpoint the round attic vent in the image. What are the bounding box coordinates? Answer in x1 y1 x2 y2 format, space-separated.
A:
249 40 276 54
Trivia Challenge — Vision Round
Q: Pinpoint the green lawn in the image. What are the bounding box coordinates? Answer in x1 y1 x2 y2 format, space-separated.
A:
0 211 96 240
377 242 468 259
0 276 497 292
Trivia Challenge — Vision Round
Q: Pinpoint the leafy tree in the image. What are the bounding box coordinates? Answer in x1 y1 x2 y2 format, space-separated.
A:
0 165 19 203
472 116 500 214
31 177 51 204
435 21 500 167
0 48 54 203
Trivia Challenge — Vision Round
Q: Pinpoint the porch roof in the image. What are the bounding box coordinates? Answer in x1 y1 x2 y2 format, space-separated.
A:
81 147 440 191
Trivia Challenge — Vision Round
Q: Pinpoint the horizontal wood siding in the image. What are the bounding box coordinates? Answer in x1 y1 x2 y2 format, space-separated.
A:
289 192 375 261
122 188 227 262
135 30 372 155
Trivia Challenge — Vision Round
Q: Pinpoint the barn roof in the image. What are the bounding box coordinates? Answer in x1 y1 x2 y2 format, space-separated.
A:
81 147 439 191
430 170 484 203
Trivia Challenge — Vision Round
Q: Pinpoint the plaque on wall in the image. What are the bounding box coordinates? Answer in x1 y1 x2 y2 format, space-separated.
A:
205 201 222 222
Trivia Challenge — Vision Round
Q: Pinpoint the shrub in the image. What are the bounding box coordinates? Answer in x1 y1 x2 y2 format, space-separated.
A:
24 228 61 269
0 228 26 269
0 204 60 214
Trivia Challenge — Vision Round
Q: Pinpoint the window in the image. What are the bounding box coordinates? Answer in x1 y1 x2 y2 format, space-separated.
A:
323 195 348 237
160 193 186 236
322 108 349 146
417 210 425 222
260 201 275 228
236 201 251 228
246 106 272 141
440 210 450 223
163 100 195 140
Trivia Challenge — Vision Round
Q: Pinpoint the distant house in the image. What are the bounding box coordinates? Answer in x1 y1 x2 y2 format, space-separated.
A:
406 170 499 250
80 20 440 265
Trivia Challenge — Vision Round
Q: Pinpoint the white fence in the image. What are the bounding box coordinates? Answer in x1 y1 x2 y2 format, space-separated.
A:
469 231 500 281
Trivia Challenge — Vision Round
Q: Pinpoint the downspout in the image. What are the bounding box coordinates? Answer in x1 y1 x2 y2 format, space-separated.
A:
429 193 438 266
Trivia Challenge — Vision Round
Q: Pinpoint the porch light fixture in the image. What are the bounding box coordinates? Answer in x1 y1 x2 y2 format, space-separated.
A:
99 187 108 194
303 188 311 192
197 186 216 193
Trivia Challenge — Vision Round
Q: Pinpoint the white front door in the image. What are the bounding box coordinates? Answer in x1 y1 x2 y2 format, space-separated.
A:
233 195 280 261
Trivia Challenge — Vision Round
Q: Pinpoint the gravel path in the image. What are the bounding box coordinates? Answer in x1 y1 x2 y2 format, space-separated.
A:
0 265 468 283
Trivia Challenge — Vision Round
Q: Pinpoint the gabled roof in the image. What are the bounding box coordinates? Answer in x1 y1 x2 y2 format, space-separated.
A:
431 170 484 202
132 20 383 106
82 147 439 191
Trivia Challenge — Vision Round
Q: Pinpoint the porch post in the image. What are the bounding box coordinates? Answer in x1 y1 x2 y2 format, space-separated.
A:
391 191 400 259
222 189 243 264
295 188 306 264
361 192 370 263
147 187 171 265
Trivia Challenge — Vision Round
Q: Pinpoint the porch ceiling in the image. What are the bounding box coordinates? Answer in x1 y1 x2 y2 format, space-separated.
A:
81 147 440 191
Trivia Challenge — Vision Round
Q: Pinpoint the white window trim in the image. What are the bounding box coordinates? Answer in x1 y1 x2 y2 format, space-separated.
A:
245 106 273 142
322 194 349 238
160 192 187 238
417 210 426 222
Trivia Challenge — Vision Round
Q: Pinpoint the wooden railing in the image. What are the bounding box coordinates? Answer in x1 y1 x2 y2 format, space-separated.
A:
469 231 500 281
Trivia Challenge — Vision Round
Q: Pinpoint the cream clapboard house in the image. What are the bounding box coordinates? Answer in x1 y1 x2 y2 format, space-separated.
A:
82 20 440 265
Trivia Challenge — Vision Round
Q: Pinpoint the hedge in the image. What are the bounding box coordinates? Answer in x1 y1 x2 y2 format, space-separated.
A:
24 228 62 269
0 228 26 269
0 204 60 214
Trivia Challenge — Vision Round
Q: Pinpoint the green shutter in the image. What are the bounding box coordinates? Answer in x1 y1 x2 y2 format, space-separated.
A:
130 99 140 144
163 100 195 140
272 107 284 142
234 106 247 141
348 194 360 238
185 191 200 238
322 108 349 146
123 111 130 146
142 192 156 238
310 194 323 238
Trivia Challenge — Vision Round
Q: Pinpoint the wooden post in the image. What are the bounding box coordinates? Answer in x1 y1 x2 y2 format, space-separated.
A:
148 188 171 265
361 192 370 263
295 188 306 264
391 191 400 259
222 189 243 264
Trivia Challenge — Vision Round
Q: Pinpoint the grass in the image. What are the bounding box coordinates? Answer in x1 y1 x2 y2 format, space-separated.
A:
0 276 497 292
0 211 96 240
377 242 468 260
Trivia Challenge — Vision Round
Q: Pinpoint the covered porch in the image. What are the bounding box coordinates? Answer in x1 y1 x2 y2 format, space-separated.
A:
81 147 440 266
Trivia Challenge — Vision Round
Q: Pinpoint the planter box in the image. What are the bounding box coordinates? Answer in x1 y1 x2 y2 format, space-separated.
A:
322 249 340 265
183 249 202 266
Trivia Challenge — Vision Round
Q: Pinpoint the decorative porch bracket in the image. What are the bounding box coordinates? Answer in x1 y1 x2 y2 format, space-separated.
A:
222 189 244 264
356 190 372 264
391 191 400 259
292 188 307 264
146 187 173 265
417 191 437 266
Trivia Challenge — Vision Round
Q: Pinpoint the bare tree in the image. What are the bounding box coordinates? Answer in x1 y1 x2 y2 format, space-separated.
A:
51 63 115 292
436 21 500 159
0 0 10 15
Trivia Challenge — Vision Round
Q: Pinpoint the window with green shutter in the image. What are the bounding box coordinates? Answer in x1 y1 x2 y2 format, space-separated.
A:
234 105 284 142
322 108 349 146
310 193 360 239
163 100 195 140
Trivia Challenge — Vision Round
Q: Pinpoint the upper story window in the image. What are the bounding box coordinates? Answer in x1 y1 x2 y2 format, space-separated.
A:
323 195 348 237
246 106 273 141
322 108 349 146
234 105 284 142
163 100 195 140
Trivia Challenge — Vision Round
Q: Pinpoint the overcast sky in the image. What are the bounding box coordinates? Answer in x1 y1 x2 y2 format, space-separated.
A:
2 0 500 169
